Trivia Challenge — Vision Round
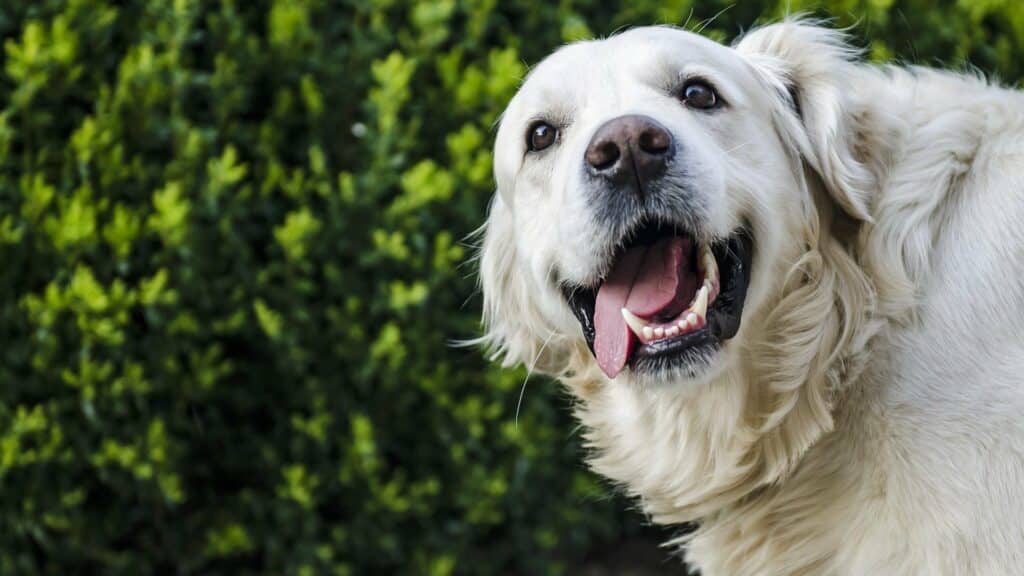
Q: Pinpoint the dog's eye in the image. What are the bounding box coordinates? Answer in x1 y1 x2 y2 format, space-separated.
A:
681 81 719 110
527 121 558 152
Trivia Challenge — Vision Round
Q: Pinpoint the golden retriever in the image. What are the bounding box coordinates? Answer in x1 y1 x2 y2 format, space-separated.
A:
478 20 1024 575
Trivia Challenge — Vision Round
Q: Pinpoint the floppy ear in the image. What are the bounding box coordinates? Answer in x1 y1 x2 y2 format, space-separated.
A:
477 195 565 373
735 20 875 221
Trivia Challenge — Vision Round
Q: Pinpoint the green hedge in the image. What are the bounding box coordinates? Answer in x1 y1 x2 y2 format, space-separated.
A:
0 1 1021 574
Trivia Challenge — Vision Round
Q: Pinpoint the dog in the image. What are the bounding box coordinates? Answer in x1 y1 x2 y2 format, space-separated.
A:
476 19 1024 575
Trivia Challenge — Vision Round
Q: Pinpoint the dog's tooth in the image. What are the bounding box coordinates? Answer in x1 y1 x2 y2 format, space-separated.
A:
643 326 655 341
691 285 709 319
703 278 718 303
666 325 680 337
686 312 698 327
621 308 649 339
654 327 665 339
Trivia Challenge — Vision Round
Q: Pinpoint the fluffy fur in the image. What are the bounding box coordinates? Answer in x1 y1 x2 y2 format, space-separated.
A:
478 20 1024 575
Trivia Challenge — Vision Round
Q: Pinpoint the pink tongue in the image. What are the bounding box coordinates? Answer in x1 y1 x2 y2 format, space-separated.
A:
593 237 692 378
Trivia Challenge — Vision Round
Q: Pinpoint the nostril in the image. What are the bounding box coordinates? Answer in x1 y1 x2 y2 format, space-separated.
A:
638 128 671 155
586 140 621 170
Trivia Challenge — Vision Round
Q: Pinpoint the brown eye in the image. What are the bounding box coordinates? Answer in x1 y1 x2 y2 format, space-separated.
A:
682 81 719 110
527 121 558 152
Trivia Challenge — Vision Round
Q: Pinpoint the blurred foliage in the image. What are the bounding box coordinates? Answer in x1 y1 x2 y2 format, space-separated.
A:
0 0 1021 574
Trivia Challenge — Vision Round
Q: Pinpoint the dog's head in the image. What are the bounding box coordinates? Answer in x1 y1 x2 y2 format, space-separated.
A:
478 21 881 515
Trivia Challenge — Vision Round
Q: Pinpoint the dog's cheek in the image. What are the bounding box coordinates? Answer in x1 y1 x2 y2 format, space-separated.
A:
552 169 617 285
696 154 734 237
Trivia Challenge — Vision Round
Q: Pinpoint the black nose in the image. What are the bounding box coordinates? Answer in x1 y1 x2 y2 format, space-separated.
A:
585 115 673 189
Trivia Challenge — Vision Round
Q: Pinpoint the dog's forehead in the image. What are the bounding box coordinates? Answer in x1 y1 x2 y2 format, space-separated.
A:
517 27 743 105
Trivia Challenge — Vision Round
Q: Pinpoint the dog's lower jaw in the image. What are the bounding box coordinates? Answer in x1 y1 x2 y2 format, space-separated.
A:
622 341 735 395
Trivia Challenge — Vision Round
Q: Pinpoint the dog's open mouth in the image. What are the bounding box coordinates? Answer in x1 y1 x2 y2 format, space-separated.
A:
564 221 753 378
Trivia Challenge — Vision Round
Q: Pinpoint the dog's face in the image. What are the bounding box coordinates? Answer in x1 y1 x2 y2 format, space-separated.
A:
481 24 872 393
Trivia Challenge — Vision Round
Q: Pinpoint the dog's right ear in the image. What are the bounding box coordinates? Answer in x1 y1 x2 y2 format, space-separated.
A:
736 20 876 221
477 195 561 372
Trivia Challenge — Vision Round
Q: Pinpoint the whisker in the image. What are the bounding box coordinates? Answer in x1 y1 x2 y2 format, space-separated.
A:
514 260 563 429
724 140 752 155
695 4 735 34
516 329 557 430
681 7 695 30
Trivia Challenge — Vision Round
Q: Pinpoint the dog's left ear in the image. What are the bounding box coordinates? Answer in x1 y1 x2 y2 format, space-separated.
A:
736 20 875 221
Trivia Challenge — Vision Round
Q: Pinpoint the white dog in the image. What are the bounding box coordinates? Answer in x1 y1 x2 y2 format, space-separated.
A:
477 20 1024 575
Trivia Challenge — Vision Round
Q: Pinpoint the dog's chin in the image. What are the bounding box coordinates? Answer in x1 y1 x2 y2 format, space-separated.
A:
618 333 742 393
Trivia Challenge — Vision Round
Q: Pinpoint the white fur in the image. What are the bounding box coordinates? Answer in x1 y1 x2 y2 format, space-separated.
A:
479 20 1024 575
